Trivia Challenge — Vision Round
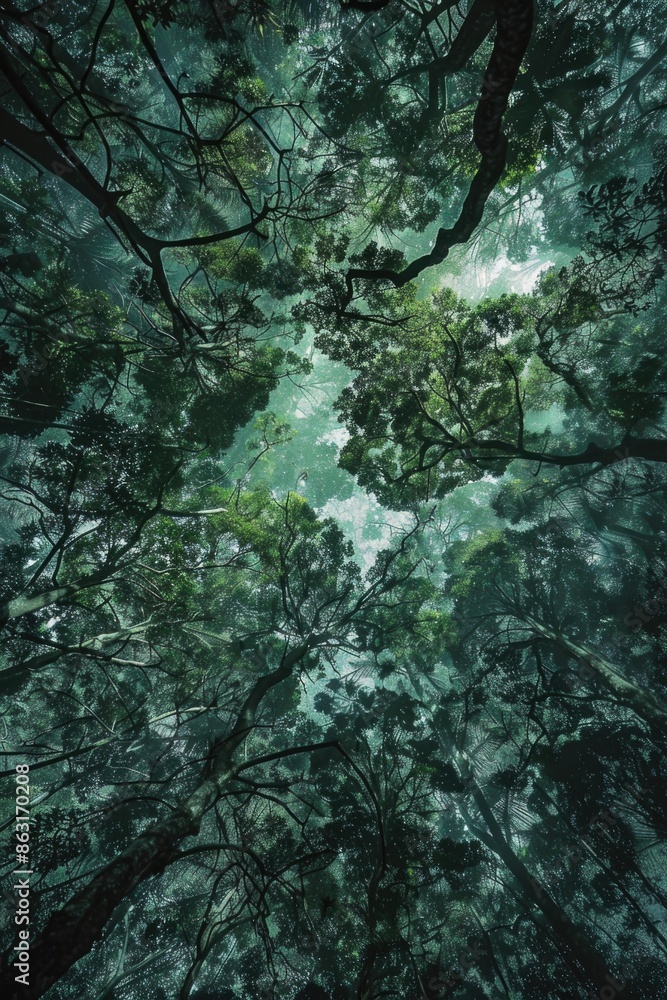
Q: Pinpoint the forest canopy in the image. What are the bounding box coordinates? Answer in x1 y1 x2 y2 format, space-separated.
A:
1 1 667 999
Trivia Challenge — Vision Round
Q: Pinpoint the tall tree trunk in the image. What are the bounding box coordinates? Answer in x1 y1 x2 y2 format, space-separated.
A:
532 782 667 942
455 761 640 999
0 636 327 1000
522 613 667 727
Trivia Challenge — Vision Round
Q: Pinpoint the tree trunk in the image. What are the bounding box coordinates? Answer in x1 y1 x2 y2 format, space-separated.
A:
532 782 667 942
0 636 327 999
0 585 85 624
522 613 667 727
456 762 641 999
0 571 112 629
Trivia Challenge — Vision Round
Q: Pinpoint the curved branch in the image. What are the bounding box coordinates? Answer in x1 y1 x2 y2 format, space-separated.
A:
342 0 534 308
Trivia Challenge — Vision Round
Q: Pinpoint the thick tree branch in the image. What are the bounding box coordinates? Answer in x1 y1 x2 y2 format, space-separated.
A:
341 0 534 307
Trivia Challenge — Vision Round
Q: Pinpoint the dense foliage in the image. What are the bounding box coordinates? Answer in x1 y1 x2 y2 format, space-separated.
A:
1 1 666 999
